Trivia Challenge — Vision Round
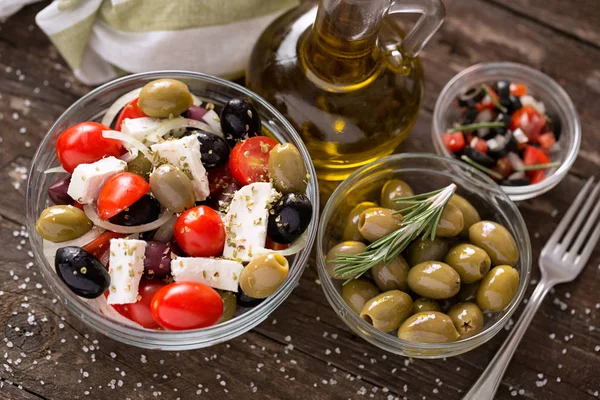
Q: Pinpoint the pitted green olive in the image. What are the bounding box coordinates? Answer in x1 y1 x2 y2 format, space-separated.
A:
138 78 193 118
469 221 519 266
36 205 93 242
407 261 461 299
398 311 460 343
239 253 289 299
150 164 196 213
476 265 519 312
444 243 491 284
342 201 378 241
380 179 414 211
405 238 449 267
267 143 308 194
412 298 441 314
341 279 380 314
457 281 480 302
360 290 413 332
436 203 464 237
449 194 481 237
218 291 237 323
447 302 484 339
371 255 410 292
325 241 367 279
358 207 403 242
127 153 153 180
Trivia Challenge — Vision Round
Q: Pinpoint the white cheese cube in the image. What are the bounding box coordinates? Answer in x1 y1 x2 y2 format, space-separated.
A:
150 134 210 201
171 257 244 292
107 239 146 305
222 182 280 262
67 156 126 204
512 128 529 145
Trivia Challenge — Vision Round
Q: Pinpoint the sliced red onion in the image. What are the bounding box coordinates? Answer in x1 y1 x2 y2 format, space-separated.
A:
184 105 208 121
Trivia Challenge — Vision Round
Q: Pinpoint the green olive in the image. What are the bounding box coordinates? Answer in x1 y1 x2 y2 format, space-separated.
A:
35 205 93 243
469 221 519 266
398 311 460 343
447 302 484 339
436 203 464 237
267 143 308 194
341 279 380 314
138 78 193 118
380 179 414 211
444 243 491 284
325 241 367 279
127 153 153 180
371 255 410 292
149 164 196 213
360 290 413 332
457 281 480 302
218 291 237 323
239 253 289 299
449 194 481 237
476 265 519 312
342 201 378 241
407 261 461 300
358 207 403 242
412 298 441 314
405 237 449 267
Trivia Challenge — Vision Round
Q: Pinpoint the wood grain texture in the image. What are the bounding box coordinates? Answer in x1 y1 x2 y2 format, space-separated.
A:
0 1 599 400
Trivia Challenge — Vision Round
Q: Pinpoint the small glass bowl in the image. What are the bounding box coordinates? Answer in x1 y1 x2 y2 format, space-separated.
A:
432 62 581 201
316 154 531 358
26 71 319 350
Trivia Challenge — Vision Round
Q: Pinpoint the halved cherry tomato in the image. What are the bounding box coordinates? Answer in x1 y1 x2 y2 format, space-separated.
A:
127 279 165 329
114 98 146 131
529 170 546 185
523 145 550 166
538 132 556 149
56 122 123 173
104 291 131 318
229 136 278 185
510 83 528 97
150 281 223 330
97 172 150 220
441 132 465 153
174 205 225 257
208 165 234 193
83 231 126 259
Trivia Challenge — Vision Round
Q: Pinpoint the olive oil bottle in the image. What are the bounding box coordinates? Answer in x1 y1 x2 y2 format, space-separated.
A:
247 0 445 182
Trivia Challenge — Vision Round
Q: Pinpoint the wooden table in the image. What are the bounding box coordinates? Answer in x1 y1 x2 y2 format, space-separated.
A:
1 1 599 399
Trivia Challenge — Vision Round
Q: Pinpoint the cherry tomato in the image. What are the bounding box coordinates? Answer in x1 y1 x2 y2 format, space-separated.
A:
529 170 546 185
229 136 278 184
208 165 234 193
509 83 528 97
83 231 126 259
97 172 150 220
72 201 85 211
174 206 225 257
441 132 465 153
150 281 223 330
127 279 165 329
538 132 556 149
114 98 146 131
56 122 123 173
104 291 131 318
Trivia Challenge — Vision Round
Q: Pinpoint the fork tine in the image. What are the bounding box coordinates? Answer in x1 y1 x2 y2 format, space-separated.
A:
557 179 600 253
578 219 600 267
547 177 595 248
567 181 600 259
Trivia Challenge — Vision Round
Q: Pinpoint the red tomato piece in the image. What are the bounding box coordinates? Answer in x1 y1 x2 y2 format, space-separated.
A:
56 122 123 173
529 170 546 185
475 85 499 112
150 281 223 330
72 201 85 211
229 136 278 185
104 291 131 318
208 165 234 193
538 132 556 149
127 279 165 329
114 98 146 131
441 132 465 153
509 83 528 97
83 231 126 260
97 172 150 220
523 145 550 166
510 105 545 142
492 157 513 179
174 206 225 257
471 137 488 154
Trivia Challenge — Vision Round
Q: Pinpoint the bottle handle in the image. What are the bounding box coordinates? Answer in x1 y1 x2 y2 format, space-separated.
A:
385 0 445 64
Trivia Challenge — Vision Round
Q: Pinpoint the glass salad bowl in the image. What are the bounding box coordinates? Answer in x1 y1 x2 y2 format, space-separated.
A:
26 71 319 350
316 154 531 358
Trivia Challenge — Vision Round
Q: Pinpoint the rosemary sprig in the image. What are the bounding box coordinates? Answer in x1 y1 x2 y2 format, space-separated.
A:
461 155 503 180
449 122 504 133
331 184 457 283
482 84 508 114
516 162 561 172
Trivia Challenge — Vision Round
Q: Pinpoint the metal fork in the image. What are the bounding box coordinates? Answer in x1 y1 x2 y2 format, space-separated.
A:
463 177 600 400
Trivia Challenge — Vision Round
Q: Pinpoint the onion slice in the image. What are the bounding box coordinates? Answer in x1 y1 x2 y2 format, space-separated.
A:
84 204 173 234
43 166 67 174
253 233 309 258
100 88 142 127
42 227 105 265
102 130 153 163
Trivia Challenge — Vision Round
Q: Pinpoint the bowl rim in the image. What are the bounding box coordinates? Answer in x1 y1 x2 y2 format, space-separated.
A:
25 70 320 349
316 153 532 357
432 61 581 201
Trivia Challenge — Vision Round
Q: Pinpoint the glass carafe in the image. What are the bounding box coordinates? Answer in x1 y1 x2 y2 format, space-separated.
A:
247 0 445 183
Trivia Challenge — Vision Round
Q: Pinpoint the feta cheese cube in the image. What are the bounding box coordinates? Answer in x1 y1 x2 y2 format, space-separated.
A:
67 156 126 204
171 257 244 292
513 128 529 145
150 134 209 201
222 182 280 262
107 239 146 305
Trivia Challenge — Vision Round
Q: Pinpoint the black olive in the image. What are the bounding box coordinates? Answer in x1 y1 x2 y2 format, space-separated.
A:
236 287 265 308
220 99 261 146
268 193 312 244
109 195 161 226
55 247 110 298
488 131 518 160
501 178 530 186
48 175 73 205
457 87 486 108
501 95 522 114
464 146 496 167
546 116 561 140
495 80 511 103
192 129 230 169
491 113 512 136
461 108 479 125
203 181 242 212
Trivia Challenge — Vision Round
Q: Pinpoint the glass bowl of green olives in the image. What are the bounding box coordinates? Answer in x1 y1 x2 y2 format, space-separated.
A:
317 153 531 358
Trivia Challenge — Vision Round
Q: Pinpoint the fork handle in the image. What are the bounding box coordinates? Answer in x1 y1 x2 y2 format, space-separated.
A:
462 277 555 400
